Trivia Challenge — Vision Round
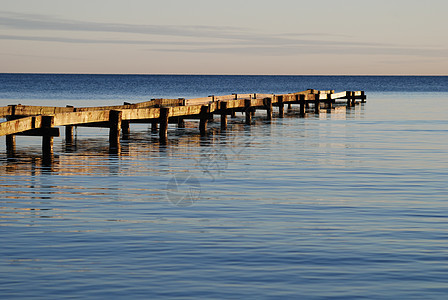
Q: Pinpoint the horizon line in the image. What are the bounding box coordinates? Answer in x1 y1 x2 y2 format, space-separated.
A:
1 72 447 76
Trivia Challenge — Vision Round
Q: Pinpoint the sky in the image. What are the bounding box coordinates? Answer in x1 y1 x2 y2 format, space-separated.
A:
1 0 447 75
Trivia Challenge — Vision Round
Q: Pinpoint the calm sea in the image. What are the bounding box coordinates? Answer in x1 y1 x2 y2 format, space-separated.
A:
1 74 448 299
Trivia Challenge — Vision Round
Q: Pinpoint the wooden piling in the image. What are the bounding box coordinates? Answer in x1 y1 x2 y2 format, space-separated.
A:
6 134 15 157
109 110 122 151
278 95 284 118
264 98 272 120
299 94 306 116
122 120 130 137
245 99 252 125
314 94 320 114
199 105 209 136
326 93 333 109
151 120 158 133
42 115 55 162
220 101 228 130
177 118 185 128
159 107 170 143
65 126 74 143
351 92 357 106
347 91 355 107
65 106 74 143
361 91 366 103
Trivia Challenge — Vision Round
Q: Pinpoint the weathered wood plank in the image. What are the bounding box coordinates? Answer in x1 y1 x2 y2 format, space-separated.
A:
0 106 12 118
151 99 185 107
225 99 246 109
13 105 74 116
170 105 203 117
0 116 42 136
10 100 157 116
53 111 110 126
254 94 274 99
185 97 212 106
121 108 161 120
215 95 237 101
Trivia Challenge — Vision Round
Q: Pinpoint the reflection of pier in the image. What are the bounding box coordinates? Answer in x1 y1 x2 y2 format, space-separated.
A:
0 89 366 161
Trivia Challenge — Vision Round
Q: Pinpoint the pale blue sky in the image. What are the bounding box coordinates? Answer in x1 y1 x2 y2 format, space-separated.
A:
1 0 447 74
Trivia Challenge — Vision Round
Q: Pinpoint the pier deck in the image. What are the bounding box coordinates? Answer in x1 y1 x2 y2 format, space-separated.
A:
0 89 366 160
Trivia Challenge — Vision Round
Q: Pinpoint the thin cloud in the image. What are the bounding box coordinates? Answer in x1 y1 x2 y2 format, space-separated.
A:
0 11 372 47
150 45 448 58
0 34 216 46
0 11 257 40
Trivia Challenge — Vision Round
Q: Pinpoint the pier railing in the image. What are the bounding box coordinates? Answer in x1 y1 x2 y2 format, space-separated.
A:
0 89 366 160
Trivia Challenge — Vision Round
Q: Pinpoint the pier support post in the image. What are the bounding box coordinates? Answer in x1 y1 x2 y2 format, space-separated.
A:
64 105 74 144
6 135 16 157
314 94 320 114
65 126 74 144
264 98 272 120
42 115 55 163
109 110 122 152
231 94 237 118
278 96 284 118
151 120 158 133
347 91 355 107
122 120 130 138
159 107 170 143
326 93 333 109
299 94 306 117
361 91 366 103
220 101 228 130
177 118 185 128
199 105 209 136
245 99 252 125
351 92 357 106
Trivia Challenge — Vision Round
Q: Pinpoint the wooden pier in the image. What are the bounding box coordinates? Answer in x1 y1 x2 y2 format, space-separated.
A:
0 89 366 161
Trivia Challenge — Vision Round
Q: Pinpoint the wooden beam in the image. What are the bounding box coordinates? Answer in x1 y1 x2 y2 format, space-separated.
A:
0 116 42 136
0 106 12 118
53 111 109 126
16 128 59 136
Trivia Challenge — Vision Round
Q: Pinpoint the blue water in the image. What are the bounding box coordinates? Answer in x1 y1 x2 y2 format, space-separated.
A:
1 75 448 299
